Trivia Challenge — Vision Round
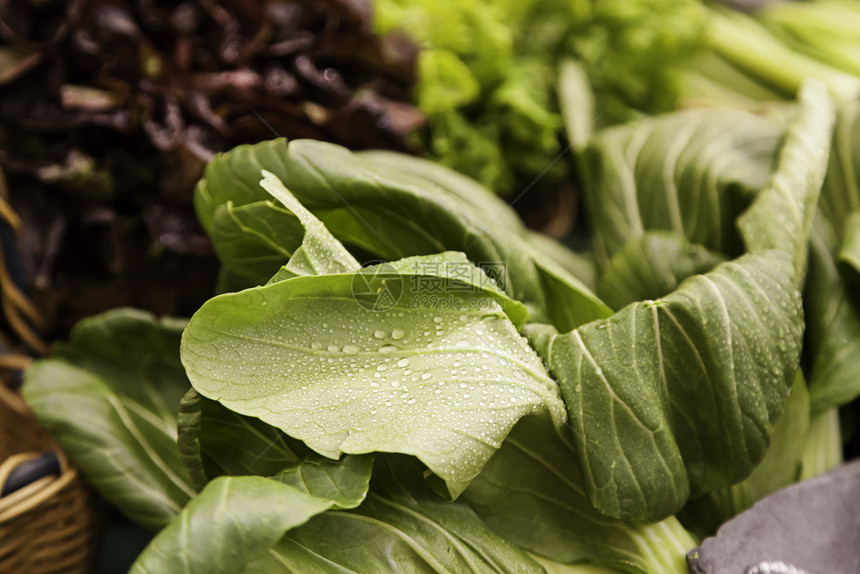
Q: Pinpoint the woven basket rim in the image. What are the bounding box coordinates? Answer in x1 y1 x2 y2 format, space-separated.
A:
0 168 103 574
0 448 75 523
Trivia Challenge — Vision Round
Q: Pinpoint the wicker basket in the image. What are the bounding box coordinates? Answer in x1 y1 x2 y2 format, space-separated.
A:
0 381 104 574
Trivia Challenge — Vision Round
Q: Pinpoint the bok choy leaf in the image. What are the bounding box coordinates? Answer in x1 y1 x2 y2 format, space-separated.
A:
23 309 195 530
534 81 834 521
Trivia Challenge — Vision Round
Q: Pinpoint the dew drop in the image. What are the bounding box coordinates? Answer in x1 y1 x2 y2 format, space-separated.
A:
391 329 405 340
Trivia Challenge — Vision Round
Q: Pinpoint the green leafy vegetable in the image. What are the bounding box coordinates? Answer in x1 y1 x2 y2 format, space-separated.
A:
581 107 784 264
801 408 844 480
196 138 610 330
181 252 566 497
703 6 860 103
259 171 361 282
22 58 857 573
530 556 620 574
528 81 833 521
839 211 860 282
177 389 304 491
758 0 860 81
805 220 860 413
596 232 726 310
558 59 595 155
206 169 360 289
737 82 835 281
805 101 860 414
727 373 810 506
272 454 373 510
208 200 306 288
526 231 599 293
528 252 803 521
681 2 860 110
129 476 331 574
23 309 194 530
678 373 810 537
248 457 545 573
463 415 695 573
374 0 703 194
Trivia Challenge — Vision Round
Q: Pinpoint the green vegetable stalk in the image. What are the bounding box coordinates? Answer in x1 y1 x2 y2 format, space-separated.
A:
682 2 860 107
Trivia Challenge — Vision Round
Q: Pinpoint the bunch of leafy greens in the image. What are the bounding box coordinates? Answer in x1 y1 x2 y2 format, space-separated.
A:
22 74 848 572
670 0 860 519
373 0 703 195
682 1 860 108
559 62 860 535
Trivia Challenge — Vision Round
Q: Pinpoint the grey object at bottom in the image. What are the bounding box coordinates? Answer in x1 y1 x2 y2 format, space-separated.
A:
687 459 860 574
